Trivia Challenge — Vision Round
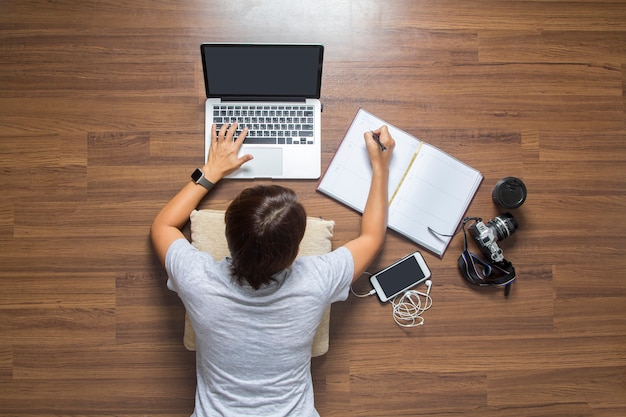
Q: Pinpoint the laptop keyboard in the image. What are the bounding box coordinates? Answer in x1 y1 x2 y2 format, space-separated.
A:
212 104 315 145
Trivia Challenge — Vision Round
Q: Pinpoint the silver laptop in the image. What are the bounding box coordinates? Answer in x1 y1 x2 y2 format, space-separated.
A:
201 43 324 179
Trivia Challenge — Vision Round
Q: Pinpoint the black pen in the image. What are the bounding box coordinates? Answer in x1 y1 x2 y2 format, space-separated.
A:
371 131 386 152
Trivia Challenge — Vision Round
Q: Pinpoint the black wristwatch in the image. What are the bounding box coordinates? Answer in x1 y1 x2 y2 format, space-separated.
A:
191 168 215 191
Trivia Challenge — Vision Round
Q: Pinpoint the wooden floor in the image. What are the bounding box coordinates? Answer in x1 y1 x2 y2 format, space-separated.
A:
1 1 625 416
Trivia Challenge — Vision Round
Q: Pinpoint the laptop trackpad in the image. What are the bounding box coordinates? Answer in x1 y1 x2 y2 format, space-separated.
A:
245 148 283 178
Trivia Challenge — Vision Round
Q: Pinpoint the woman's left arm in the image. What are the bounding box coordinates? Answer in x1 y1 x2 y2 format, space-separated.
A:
150 123 252 266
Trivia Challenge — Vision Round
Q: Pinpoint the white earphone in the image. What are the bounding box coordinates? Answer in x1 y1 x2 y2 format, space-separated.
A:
425 279 432 294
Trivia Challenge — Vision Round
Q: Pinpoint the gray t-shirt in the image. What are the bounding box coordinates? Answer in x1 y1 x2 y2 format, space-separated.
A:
165 238 354 417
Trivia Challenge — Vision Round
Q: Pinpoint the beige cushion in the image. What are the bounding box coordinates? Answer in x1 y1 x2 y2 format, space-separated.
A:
184 209 335 357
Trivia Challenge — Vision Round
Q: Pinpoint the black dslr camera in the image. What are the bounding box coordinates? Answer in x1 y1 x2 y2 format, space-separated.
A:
468 212 518 263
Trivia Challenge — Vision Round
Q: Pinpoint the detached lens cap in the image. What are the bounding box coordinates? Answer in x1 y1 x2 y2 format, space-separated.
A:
493 177 527 209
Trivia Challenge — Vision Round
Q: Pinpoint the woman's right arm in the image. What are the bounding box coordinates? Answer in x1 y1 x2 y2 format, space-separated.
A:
343 126 395 282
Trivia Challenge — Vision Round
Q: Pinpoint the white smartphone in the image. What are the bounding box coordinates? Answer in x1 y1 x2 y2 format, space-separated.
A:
369 251 432 302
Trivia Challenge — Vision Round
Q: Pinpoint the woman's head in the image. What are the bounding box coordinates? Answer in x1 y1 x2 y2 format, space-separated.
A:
225 185 306 290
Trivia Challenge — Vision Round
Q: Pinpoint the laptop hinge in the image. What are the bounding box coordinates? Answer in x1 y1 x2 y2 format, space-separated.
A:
214 96 308 103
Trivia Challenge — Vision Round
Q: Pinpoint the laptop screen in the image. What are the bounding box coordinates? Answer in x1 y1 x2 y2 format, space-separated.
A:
201 43 324 99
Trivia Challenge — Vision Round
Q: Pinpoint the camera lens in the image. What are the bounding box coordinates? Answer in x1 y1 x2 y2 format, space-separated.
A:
487 212 518 241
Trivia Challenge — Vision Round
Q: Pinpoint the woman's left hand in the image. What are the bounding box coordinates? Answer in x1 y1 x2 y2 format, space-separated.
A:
203 122 253 183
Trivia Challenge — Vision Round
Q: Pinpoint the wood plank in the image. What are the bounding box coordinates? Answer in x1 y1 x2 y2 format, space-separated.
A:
13 201 160 238
0 307 115 344
489 366 626 409
0 378 195 415
12 343 195 380
480 30 626 64
0 272 115 309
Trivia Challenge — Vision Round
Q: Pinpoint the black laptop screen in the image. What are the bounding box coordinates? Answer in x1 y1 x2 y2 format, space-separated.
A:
201 44 324 99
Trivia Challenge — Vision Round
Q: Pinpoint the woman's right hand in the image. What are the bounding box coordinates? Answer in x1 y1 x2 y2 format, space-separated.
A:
364 125 395 172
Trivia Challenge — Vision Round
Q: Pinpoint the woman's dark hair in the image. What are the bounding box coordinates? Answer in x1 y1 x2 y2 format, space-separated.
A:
225 185 307 290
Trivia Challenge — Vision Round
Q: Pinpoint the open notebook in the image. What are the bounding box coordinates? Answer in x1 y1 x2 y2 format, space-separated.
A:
317 109 483 257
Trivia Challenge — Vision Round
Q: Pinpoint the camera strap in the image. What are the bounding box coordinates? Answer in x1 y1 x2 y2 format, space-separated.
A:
457 217 516 296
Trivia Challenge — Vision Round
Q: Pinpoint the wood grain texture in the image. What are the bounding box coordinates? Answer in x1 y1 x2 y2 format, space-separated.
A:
1 1 625 416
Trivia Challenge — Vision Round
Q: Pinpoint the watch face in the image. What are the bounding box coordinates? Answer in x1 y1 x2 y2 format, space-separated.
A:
191 169 203 182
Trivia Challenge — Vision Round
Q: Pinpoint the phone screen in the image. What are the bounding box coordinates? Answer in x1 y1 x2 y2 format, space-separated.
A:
374 255 426 298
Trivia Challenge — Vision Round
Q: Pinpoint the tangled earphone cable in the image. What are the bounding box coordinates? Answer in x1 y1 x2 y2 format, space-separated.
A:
351 273 433 328
390 280 433 328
